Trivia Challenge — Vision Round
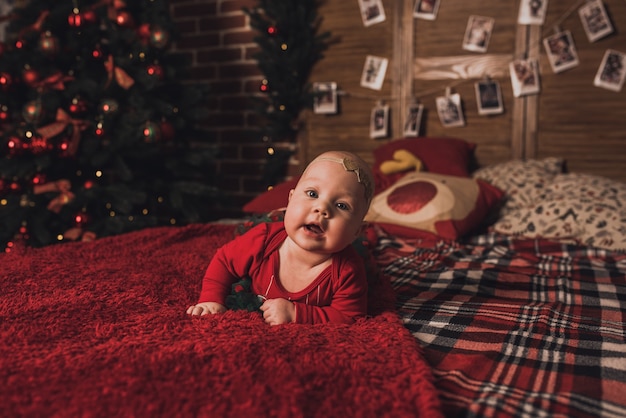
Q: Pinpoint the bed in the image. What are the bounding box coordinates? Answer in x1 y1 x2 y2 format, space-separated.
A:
2 137 625 417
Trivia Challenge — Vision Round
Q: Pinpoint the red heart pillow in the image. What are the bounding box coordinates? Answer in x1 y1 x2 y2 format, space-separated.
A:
366 171 503 240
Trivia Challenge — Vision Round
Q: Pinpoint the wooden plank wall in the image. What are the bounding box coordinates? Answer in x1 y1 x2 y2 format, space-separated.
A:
304 0 626 182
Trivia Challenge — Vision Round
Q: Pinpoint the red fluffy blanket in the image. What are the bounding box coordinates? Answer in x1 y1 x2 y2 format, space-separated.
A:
0 224 442 417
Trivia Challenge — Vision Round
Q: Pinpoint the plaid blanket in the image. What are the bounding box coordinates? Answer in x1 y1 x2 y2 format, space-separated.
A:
374 231 626 418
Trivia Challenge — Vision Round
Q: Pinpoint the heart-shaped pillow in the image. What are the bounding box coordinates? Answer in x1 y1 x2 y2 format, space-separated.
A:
366 172 503 239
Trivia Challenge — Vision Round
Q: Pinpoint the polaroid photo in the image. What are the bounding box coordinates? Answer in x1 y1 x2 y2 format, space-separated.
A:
593 49 626 93
436 94 465 128
474 80 504 116
413 0 440 21
579 0 614 43
509 58 540 97
358 0 386 27
313 82 338 115
360 55 389 91
543 30 580 74
463 15 495 53
403 103 424 136
370 104 389 139
518 0 548 25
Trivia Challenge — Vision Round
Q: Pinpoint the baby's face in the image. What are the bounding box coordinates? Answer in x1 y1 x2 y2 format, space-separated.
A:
283 158 367 255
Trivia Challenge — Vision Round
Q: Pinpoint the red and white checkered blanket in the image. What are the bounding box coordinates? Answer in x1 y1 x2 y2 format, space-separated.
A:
374 230 626 418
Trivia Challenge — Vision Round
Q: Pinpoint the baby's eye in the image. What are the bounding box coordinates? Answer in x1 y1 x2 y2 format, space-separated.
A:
336 202 350 211
306 190 318 198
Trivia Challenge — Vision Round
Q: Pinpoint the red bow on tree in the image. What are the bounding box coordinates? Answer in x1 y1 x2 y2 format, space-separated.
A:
104 55 135 89
37 108 89 156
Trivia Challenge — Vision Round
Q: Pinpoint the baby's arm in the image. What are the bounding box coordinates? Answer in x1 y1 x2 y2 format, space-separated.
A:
186 302 226 316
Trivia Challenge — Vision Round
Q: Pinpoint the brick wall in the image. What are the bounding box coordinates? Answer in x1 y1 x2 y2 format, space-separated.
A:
169 0 273 218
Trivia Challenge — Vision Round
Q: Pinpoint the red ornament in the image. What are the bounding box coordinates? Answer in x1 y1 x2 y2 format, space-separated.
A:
39 31 59 55
115 10 135 28
138 23 151 40
0 105 9 122
57 138 71 155
68 12 83 27
14 39 24 49
74 212 90 226
267 26 277 35
69 96 88 116
149 26 169 48
32 173 46 185
22 67 39 87
94 121 105 137
92 47 102 59
6 135 24 156
22 100 44 123
9 181 21 193
146 63 164 80
82 10 98 25
0 72 12 90
142 121 161 143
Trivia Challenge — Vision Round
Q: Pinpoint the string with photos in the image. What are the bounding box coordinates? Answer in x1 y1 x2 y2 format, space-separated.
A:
521 0 595 60
333 0 616 127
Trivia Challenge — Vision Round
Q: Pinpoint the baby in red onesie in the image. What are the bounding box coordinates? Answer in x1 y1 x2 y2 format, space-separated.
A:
186 150 375 325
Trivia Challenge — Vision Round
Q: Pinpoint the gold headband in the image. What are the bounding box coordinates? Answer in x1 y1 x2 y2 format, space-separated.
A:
316 157 373 202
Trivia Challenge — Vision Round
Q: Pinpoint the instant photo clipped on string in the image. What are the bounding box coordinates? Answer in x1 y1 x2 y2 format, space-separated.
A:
313 82 338 115
360 55 388 91
543 30 580 74
578 0 614 43
403 103 424 136
509 58 540 97
475 79 504 116
462 15 494 53
358 0 386 27
593 49 626 93
370 102 389 139
518 0 548 25
413 0 440 21
436 92 465 128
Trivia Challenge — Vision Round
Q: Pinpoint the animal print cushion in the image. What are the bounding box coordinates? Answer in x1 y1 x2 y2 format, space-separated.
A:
491 173 626 252
472 157 564 215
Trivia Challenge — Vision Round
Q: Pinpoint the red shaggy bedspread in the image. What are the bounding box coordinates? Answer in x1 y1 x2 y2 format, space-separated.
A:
0 224 443 418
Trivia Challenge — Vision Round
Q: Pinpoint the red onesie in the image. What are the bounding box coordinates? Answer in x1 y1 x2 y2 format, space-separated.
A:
198 222 368 324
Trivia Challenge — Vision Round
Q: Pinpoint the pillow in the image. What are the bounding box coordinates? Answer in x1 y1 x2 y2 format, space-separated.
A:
491 173 626 252
365 171 504 240
472 157 564 215
242 177 299 213
372 137 477 192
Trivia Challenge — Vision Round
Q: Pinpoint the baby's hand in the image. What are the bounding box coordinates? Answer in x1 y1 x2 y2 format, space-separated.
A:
259 298 295 326
186 302 226 316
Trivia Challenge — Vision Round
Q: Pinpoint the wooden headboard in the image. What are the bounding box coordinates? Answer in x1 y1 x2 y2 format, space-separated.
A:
302 0 626 182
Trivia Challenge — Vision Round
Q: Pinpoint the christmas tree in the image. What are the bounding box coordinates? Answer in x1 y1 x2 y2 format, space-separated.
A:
244 0 331 186
0 0 216 250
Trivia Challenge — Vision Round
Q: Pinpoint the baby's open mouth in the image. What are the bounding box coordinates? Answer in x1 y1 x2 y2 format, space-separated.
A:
305 224 324 234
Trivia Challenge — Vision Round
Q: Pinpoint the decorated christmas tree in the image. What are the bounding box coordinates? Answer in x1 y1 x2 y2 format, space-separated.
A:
0 0 216 250
244 0 330 185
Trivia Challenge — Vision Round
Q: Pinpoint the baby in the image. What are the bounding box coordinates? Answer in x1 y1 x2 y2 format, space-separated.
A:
186 150 375 325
